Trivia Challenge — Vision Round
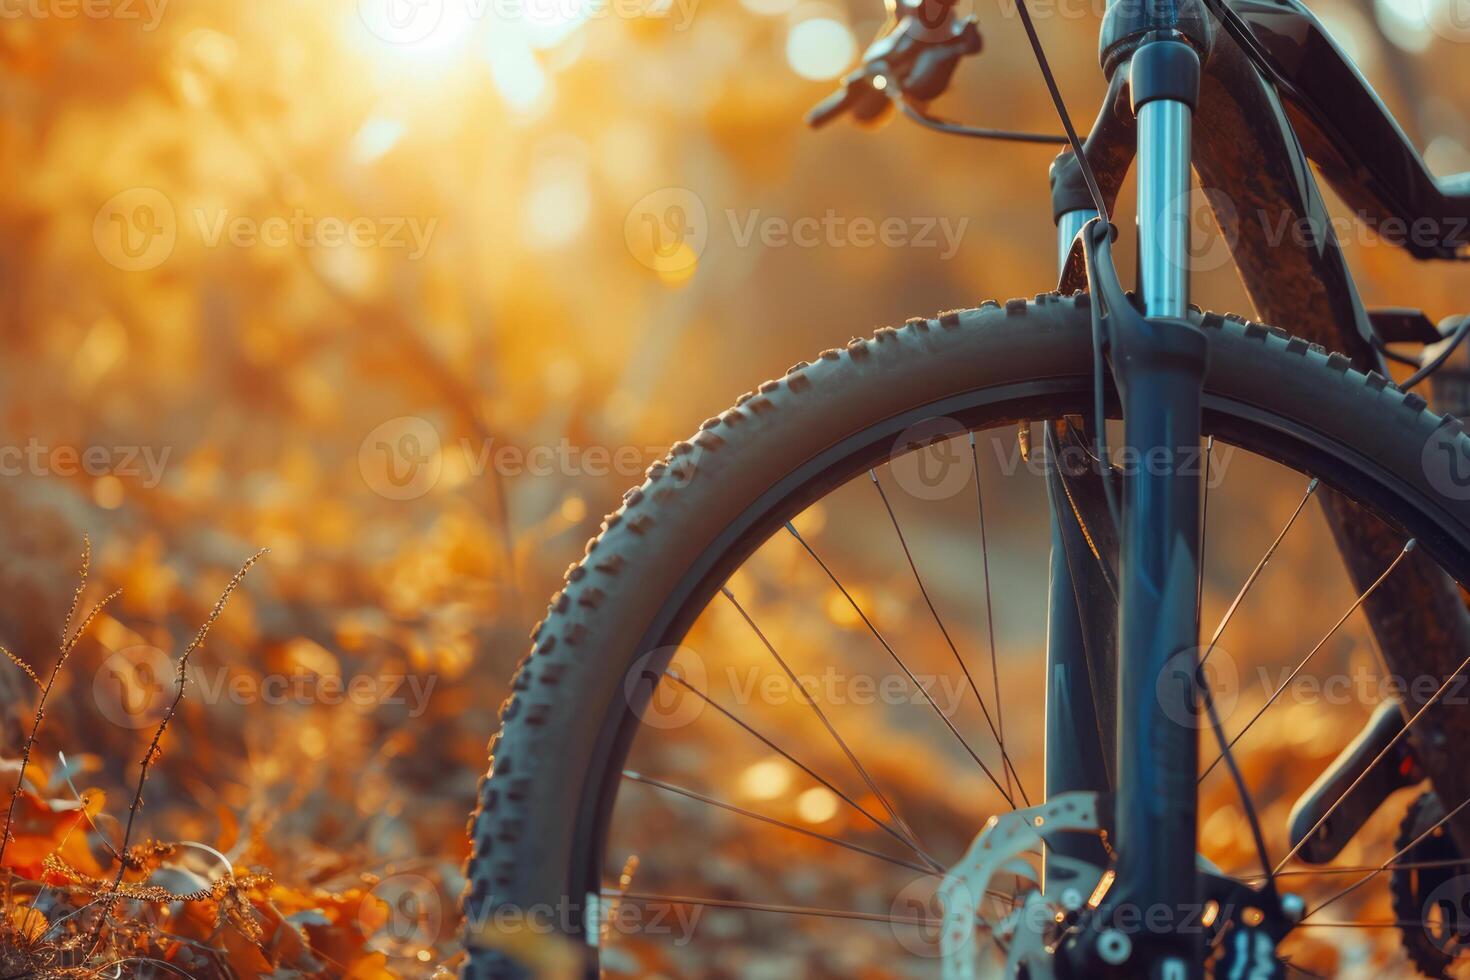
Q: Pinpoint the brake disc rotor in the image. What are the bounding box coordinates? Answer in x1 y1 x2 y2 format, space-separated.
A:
938 792 1109 980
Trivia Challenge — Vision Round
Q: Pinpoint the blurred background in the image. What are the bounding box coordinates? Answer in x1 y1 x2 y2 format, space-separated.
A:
0 0 1468 974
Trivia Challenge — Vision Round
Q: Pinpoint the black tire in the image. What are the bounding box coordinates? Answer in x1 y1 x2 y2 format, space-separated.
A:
459 292 1470 977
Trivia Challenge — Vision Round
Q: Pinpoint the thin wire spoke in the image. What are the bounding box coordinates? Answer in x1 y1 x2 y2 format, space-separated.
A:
1293 921 1432 928
1304 793 1470 920
622 771 935 877
970 433 1013 804
1199 659 1277 887
784 522 1017 809
1276 646 1470 874
1200 478 1319 668
720 587 926 850
1201 539 1416 781
1241 857 1470 879
607 890 939 927
1183 439 1278 885
662 669 943 871
1198 436 1213 629
870 468 1029 805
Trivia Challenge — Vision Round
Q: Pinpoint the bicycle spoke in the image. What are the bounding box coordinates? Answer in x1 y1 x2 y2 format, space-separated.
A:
1200 539 1415 780
623 770 937 877
1198 436 1213 628
784 522 1017 808
970 432 1014 805
721 586 928 852
870 468 1028 805
1199 659 1276 885
1303 793 1470 920
1276 646 1470 874
662 669 943 871
1243 857 1470 879
1292 921 1429 928
1200 478 1319 668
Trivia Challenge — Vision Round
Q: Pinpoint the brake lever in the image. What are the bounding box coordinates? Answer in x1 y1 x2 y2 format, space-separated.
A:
805 11 981 128
901 18 982 100
805 59 898 129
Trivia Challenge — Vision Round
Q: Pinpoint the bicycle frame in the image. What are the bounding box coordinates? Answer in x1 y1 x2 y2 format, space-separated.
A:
1041 0 1470 972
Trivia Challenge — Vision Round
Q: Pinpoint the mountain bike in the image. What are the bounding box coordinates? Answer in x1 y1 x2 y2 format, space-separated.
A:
459 0 1470 973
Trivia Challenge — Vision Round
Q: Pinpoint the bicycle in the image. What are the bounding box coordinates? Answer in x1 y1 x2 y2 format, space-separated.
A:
460 0 1470 973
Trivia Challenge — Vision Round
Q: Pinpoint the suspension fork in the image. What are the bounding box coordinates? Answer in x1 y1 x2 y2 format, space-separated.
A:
1111 38 1208 976
1047 29 1211 975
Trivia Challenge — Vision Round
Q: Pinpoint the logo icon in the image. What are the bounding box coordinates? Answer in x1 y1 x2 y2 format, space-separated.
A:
625 188 707 275
1424 0 1470 42
890 876 947 957
1155 646 1239 730
359 416 443 500
361 873 444 956
358 0 445 44
93 645 176 730
1183 187 1239 273
623 646 707 730
1423 423 1470 501
889 417 972 501
1422 874 1470 957
93 188 177 272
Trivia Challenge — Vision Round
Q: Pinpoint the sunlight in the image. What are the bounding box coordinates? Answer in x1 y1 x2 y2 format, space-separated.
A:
1375 0 1435 51
487 31 553 111
786 16 855 80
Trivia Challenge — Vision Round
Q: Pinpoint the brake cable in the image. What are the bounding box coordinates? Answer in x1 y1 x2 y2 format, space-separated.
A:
895 98 1069 145
1004 0 1110 223
1402 315 1470 391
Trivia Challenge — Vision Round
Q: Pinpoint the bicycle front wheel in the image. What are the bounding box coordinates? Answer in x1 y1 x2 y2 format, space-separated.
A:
462 292 1470 978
